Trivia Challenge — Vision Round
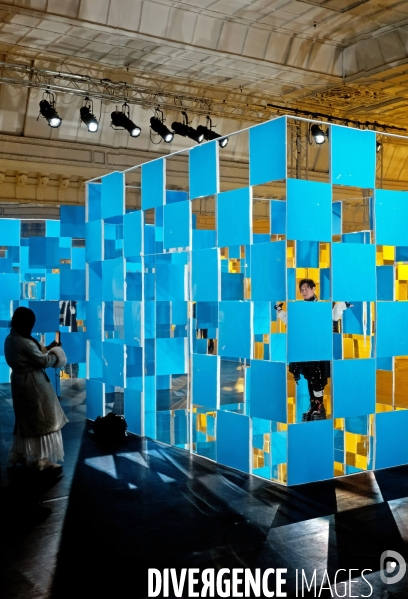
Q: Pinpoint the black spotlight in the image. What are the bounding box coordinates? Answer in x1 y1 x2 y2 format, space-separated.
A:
80 98 98 132
376 141 382 153
150 110 174 143
111 102 141 137
172 111 204 143
196 116 228 148
38 92 61 128
310 124 326 144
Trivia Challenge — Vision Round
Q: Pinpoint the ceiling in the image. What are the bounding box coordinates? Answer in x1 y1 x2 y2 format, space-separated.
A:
1 0 408 174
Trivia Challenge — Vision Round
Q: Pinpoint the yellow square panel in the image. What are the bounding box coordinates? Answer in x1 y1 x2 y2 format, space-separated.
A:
376 403 393 413
277 463 287 484
355 454 368 470
334 418 344 430
345 432 357 453
334 461 345 476
397 264 408 280
345 452 356 467
383 245 395 261
319 242 330 268
254 342 264 360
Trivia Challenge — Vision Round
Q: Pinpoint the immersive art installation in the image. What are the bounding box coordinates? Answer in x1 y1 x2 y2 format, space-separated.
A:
2 116 407 486
0 206 86 390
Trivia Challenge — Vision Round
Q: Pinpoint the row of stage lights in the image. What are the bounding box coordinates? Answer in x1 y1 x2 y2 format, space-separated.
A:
38 91 382 153
38 91 228 148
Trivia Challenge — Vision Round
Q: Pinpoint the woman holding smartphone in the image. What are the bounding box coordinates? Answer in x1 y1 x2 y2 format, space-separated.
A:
4 307 68 472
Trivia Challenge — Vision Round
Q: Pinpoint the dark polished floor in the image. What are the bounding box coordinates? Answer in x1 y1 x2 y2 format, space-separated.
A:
1 381 408 599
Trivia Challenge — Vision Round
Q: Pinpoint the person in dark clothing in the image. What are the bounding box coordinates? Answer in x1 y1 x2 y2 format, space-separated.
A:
275 278 349 421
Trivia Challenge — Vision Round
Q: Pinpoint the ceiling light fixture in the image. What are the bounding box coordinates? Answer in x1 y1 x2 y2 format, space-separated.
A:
80 97 99 133
38 91 61 128
310 123 326 144
172 111 204 144
196 116 228 148
111 102 141 137
150 108 174 143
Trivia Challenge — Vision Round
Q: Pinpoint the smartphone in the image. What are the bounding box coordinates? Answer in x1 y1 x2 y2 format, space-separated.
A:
55 331 60 344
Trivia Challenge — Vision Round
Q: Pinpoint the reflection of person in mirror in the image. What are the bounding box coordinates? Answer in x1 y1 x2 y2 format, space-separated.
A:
59 300 79 378
274 278 351 421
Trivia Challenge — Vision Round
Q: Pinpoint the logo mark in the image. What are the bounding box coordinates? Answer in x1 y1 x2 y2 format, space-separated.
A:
380 550 406 585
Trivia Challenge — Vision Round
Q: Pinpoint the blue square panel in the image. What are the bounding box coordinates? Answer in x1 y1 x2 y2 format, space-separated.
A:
288 421 333 485
287 179 332 242
189 141 218 200
156 337 187 375
193 354 218 409
271 200 286 235
86 220 102 263
217 410 249 473
287 302 332 362
375 190 408 246
250 360 286 422
101 172 124 220
377 266 393 301
1 274 19 301
163 200 190 250
156 263 186 301
45 273 60 300
296 240 319 268
123 210 142 258
60 205 85 238
377 302 408 357
60 331 86 364
376 411 408 469
217 187 251 247
103 341 124 387
333 359 375 418
86 379 104 420
251 241 285 301
124 301 142 346
124 388 142 436
332 202 342 235
72 247 85 270
28 237 59 269
87 182 101 222
249 117 286 186
60 269 86 301
166 190 188 204
88 262 102 301
102 258 124 301
219 301 251 359
332 243 376 301
330 125 376 188
30 301 60 333
192 248 218 302
141 158 165 210
0 219 20 246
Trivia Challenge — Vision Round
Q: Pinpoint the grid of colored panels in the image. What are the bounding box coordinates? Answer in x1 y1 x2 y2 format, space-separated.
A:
0 206 86 390
85 117 408 485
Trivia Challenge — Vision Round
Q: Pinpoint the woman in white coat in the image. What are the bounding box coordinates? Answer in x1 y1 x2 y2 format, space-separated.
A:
4 307 68 471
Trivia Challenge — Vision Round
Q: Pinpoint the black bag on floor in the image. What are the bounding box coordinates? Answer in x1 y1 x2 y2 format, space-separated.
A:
92 413 128 445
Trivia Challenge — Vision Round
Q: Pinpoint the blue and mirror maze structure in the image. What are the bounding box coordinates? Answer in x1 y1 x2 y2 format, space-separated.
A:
84 116 408 486
0 207 86 395
2 115 406 487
